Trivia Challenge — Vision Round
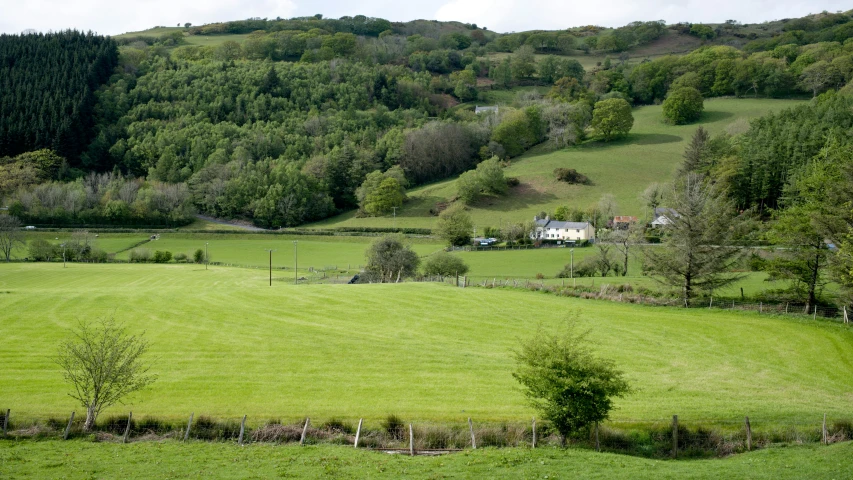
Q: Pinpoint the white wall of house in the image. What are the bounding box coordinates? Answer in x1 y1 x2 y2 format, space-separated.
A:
535 224 595 241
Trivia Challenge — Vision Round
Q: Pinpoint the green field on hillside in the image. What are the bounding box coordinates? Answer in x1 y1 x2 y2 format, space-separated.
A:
2 440 851 479
16 232 443 271
1 263 851 426
310 98 805 230
12 232 787 296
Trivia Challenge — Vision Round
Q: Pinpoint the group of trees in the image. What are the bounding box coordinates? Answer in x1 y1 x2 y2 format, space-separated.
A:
6 172 195 227
0 31 119 162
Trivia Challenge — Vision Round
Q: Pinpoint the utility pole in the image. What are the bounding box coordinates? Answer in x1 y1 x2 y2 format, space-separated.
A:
61 243 66 268
392 207 398 231
265 249 276 286
205 242 209 270
293 240 298 285
570 248 574 279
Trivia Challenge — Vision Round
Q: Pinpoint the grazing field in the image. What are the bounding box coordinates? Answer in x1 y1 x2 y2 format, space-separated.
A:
15 232 444 270
309 98 805 230
10 232 795 297
1 263 851 427
1 440 851 479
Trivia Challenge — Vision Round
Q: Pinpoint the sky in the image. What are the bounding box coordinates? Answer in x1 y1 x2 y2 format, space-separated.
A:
1 0 850 35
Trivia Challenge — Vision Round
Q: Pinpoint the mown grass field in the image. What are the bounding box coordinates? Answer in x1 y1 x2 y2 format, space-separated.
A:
14 232 444 271
1 263 851 427
309 98 805 230
2 440 851 479
12 231 784 296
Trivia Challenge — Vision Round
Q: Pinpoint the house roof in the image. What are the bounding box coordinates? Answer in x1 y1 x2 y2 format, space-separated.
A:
654 207 679 218
613 215 637 223
474 105 499 114
535 219 591 229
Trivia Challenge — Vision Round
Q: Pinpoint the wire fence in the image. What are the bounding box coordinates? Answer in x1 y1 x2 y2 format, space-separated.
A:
454 276 851 323
1 409 849 458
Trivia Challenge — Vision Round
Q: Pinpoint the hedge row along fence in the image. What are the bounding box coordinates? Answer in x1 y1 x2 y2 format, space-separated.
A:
1 410 850 459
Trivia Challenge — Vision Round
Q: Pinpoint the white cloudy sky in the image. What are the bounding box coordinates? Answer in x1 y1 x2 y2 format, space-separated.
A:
1 0 850 35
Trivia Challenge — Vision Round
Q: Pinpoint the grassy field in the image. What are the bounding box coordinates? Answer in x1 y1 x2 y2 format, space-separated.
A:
309 98 804 230
10 231 800 297
14 232 444 271
1 263 851 426
2 440 851 479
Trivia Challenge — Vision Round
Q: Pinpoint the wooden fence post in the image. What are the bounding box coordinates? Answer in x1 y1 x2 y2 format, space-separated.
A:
745 416 751 451
814 308 817 320
532 417 536 448
709 297 713 309
354 419 363 448
63 412 75 440
300 417 310 446
672 415 678 458
822 414 828 445
2 409 8 435
468 418 476 449
595 422 600 452
409 424 414 456
238 415 247 446
759 302 762 314
184 413 193 441
123 412 133 444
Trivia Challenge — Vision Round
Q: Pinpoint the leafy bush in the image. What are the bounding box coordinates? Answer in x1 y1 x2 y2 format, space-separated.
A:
423 251 469 276
129 248 151 263
152 250 173 263
193 249 205 263
554 168 591 185
173 253 188 263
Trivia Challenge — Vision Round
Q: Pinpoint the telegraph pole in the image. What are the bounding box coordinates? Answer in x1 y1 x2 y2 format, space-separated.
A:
265 249 276 286
293 241 298 285
392 207 398 231
570 248 574 279
205 242 209 270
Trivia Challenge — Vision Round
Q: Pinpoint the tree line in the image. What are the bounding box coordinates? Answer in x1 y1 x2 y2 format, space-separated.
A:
0 31 118 161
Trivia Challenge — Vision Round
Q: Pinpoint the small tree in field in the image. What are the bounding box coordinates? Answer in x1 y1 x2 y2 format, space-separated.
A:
591 98 633 141
435 205 474 246
56 318 156 431
513 320 631 446
662 87 704 125
0 215 24 262
422 251 469 277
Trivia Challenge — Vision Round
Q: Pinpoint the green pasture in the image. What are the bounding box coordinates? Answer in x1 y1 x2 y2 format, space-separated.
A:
14 232 444 270
1 440 851 479
309 98 804 230
1 263 851 426
453 246 777 298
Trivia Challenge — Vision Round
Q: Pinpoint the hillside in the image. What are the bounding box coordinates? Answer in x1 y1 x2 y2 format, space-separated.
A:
2 11 853 230
2 263 851 424
309 97 804 229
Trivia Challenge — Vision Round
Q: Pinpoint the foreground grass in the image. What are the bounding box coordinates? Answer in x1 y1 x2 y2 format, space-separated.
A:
1 440 851 479
310 98 803 230
1 263 851 426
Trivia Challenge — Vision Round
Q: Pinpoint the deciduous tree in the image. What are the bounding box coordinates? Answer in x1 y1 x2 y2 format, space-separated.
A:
56 318 156 432
513 320 631 445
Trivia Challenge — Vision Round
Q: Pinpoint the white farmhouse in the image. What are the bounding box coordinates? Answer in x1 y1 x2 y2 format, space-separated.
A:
532 216 595 243
651 207 679 227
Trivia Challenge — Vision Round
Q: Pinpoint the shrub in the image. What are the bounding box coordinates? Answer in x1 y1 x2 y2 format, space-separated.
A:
129 248 152 263
505 176 520 187
423 251 469 277
554 168 591 185
383 414 406 441
152 250 173 263
662 87 704 124
557 258 598 278
173 253 188 263
193 248 205 263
